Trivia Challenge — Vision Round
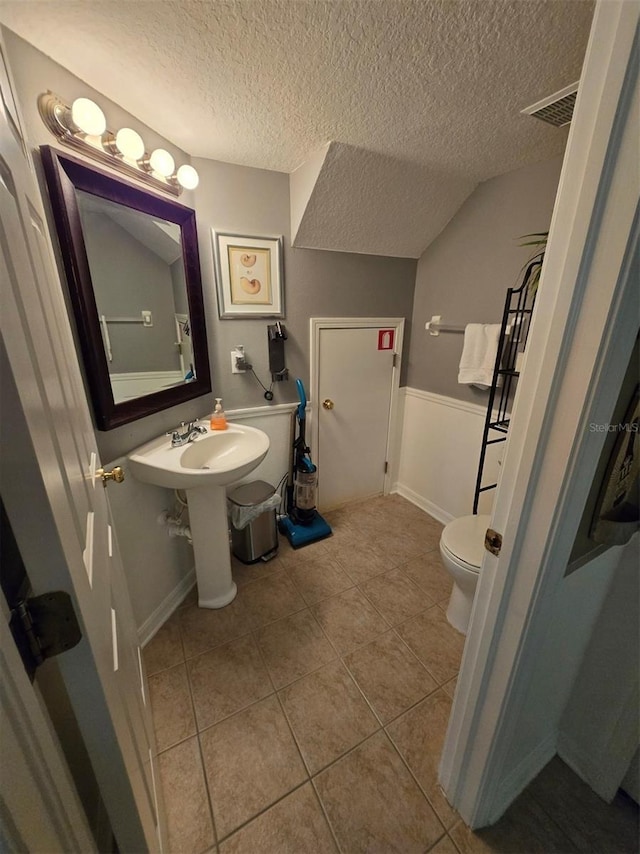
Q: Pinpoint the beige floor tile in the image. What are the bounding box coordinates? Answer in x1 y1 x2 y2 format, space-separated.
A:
312 587 389 655
288 555 354 604
345 630 438 724
142 612 184 676
255 608 336 689
218 783 337 854
334 542 391 584
149 663 196 752
429 835 459 854
200 695 307 839
157 736 214 854
231 554 284 587
238 569 306 628
449 790 579 853
321 521 369 557
443 675 458 699
369 531 425 569
279 659 379 773
179 597 252 658
387 689 458 828
397 605 465 684
402 550 453 604
188 634 272 730
278 538 330 569
315 731 444 853
360 567 434 625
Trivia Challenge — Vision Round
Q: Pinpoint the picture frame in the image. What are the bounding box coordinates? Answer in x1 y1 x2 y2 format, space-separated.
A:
213 231 284 318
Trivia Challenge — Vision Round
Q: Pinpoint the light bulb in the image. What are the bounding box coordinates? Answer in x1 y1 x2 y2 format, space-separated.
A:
149 148 175 177
176 164 199 189
115 128 145 161
71 98 106 136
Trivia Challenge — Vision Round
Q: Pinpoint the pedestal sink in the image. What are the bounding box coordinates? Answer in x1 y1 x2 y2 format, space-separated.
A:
128 422 269 608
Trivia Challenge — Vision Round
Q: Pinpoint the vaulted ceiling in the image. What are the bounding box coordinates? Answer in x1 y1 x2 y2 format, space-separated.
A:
1 1 594 257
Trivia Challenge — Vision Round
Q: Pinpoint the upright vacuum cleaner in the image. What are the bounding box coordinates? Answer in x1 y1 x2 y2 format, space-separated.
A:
279 379 332 548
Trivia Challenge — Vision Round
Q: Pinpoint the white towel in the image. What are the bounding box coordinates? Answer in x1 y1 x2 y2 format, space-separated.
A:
458 324 501 389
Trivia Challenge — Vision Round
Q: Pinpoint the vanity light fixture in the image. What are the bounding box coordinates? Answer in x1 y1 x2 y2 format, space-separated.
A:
176 164 199 189
148 147 175 178
113 127 145 162
38 91 199 196
71 97 107 136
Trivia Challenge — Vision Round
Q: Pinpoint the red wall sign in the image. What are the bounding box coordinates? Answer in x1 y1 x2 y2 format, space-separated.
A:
378 329 395 350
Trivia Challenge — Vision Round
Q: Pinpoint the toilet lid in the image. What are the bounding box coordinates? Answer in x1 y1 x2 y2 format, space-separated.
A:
441 514 491 569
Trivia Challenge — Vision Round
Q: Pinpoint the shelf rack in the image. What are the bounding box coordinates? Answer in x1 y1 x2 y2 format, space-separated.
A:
472 260 539 514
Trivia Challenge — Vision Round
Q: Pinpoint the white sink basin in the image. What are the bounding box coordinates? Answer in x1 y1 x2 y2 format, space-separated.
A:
128 422 269 490
128 421 271 610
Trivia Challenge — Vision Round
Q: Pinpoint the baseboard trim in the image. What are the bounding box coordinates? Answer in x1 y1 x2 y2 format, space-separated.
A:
488 734 557 825
393 483 454 525
138 569 196 647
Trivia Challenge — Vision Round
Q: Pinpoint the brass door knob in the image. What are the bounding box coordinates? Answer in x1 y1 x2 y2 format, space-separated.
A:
97 466 125 486
322 399 334 410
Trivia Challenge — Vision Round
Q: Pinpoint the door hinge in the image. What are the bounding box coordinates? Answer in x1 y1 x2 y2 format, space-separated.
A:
9 591 82 682
384 461 389 473
484 528 503 556
392 354 398 368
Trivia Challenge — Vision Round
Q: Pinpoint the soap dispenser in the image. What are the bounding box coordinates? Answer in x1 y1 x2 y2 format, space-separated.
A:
210 398 228 431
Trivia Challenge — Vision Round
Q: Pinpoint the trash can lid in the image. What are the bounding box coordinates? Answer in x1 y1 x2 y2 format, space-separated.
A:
228 480 275 507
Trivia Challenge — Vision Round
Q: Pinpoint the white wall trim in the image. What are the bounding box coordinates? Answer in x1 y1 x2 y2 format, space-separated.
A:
393 482 454 526
138 569 196 647
403 386 487 419
226 402 297 420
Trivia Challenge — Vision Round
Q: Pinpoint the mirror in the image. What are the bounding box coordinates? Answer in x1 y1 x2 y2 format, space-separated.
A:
40 146 211 430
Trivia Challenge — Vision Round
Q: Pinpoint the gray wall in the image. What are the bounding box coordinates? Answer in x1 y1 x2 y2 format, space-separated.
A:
82 213 180 374
193 155 417 413
5 29 417 465
407 156 563 404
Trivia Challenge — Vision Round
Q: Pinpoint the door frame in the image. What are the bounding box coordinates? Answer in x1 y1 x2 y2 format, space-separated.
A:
310 317 405 502
439 0 639 827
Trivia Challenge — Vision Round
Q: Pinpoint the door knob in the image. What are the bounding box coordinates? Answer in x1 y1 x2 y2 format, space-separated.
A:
97 466 125 486
322 399 334 410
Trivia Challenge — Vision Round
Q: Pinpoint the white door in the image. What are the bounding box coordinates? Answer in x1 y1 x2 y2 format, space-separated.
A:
0 598 95 852
311 319 404 510
0 40 162 851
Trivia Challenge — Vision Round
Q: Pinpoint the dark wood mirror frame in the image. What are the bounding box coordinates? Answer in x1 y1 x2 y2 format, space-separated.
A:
40 145 211 430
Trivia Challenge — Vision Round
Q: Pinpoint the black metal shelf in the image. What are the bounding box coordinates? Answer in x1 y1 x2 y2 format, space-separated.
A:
472 261 539 514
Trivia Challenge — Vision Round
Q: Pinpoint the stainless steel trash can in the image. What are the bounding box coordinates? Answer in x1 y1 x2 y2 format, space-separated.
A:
228 480 278 563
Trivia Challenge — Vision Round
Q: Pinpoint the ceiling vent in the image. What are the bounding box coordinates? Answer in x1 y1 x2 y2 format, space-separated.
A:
521 81 579 127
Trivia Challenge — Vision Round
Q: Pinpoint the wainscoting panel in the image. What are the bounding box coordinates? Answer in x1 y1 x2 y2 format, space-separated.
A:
394 388 499 523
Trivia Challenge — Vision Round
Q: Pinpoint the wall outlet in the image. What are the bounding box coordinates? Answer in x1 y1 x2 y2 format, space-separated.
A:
231 346 246 374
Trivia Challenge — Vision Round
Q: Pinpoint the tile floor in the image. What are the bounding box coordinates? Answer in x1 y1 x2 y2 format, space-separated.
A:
143 494 639 854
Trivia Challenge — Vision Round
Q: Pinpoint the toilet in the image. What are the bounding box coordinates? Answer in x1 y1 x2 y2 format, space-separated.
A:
439 514 490 634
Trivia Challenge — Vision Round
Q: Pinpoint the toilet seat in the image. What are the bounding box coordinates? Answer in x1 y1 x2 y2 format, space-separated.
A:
440 514 490 570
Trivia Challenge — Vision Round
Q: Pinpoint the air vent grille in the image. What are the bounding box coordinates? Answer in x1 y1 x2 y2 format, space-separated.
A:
521 81 579 128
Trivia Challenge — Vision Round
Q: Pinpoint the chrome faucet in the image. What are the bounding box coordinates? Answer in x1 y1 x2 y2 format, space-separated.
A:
167 421 207 447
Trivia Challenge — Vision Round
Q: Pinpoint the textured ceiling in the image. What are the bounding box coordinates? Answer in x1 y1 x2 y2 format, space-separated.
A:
0 0 594 257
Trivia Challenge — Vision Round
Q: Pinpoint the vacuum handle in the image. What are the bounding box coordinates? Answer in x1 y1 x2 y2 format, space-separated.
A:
295 378 307 420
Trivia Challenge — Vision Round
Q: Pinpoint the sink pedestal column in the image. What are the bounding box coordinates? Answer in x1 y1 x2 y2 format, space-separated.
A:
186 485 237 609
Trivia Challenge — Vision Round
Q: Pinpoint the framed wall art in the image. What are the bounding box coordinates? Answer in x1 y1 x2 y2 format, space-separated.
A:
213 231 284 318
